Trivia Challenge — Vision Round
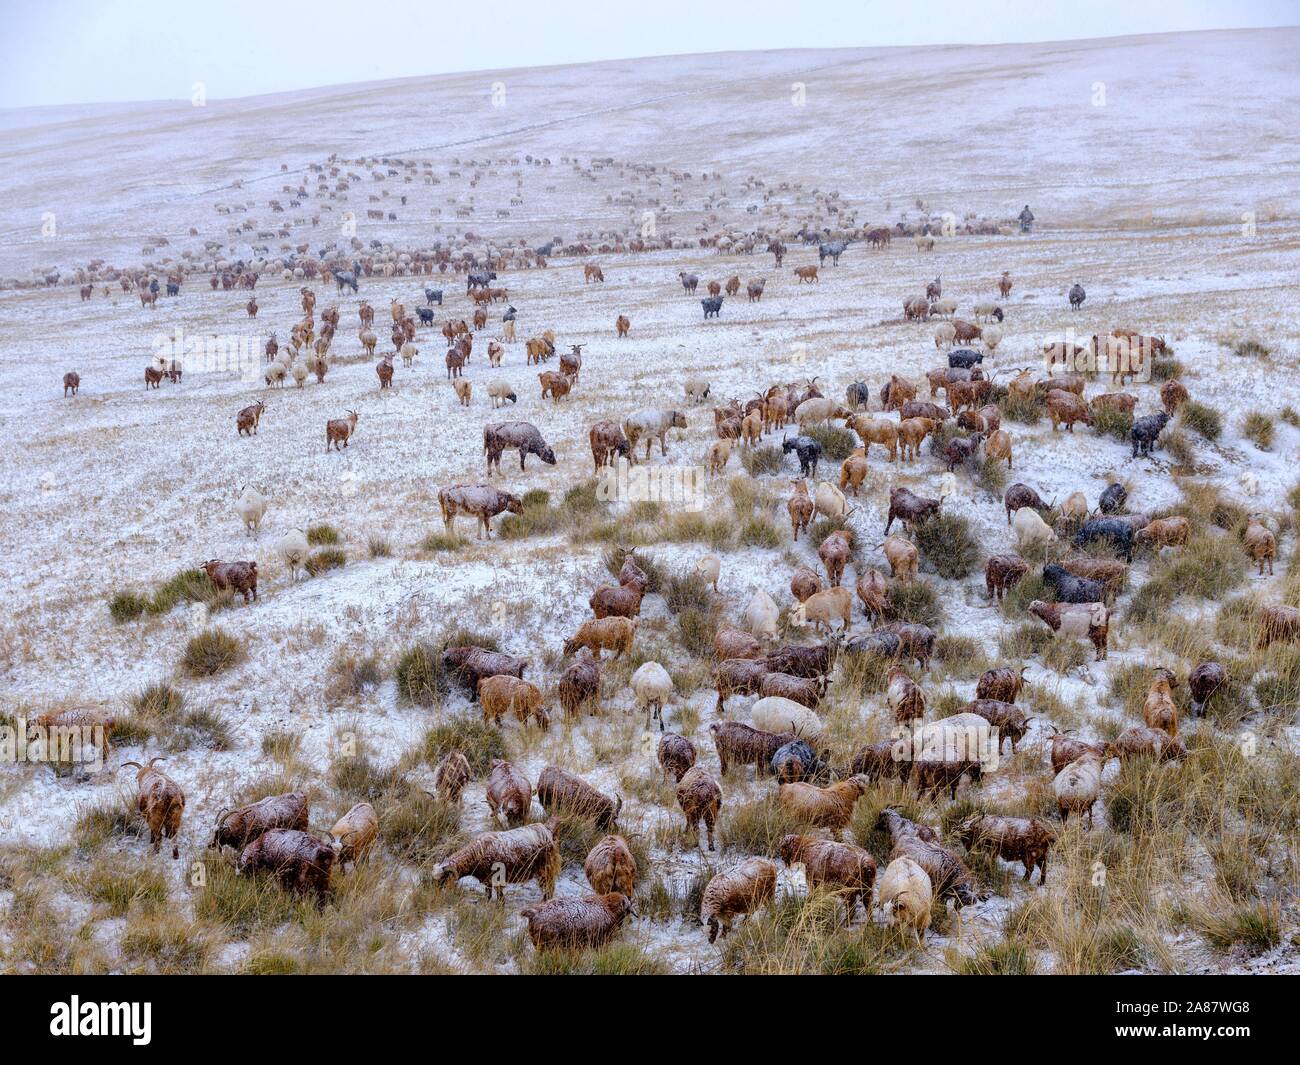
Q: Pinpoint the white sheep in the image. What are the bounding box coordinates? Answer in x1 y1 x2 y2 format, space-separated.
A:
972 300 1001 322
1053 751 1102 827
749 696 823 740
933 321 956 349
631 661 674 729
487 381 518 409
982 325 1003 352
278 527 309 581
743 590 780 641
694 553 720 592
400 342 418 368
235 486 268 537
878 856 933 941
930 297 957 318
1012 506 1056 553
814 481 849 520
683 376 711 403
291 361 309 388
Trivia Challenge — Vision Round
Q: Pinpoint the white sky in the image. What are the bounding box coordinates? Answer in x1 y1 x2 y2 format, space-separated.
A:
1 0 1295 109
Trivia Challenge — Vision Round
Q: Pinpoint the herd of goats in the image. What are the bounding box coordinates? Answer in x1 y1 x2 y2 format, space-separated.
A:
46 213 1292 958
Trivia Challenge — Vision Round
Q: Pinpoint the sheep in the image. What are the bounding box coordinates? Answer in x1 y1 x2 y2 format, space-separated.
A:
536 766 621 828
1106 726 1187 763
744 589 780 641
878 857 933 941
933 321 957 348
887 666 925 724
478 675 550 730
584 834 637 896
700 858 778 942
1142 668 1180 737
453 377 472 406
877 808 980 906
329 802 378 869
1060 491 1090 527
433 821 560 900
400 343 417 369
1160 379 1189 415
881 534 919 583
1068 283 1086 310
235 485 268 537
694 553 721 591
631 661 674 730
750 696 823 740
623 408 688 460
983 325 1004 352
798 586 853 635
777 834 876 923
985 553 1029 602
1012 507 1057 554
814 481 849 521
212 792 309 851
326 409 359 451
677 766 723 851
658 732 697 783
1053 752 1102 826
778 776 869 836
957 815 1056 884
486 759 533 827
520 893 636 952
1188 661 1228 718
977 666 1027 704
563 616 637 660
710 720 796 776
1243 516 1276 576
487 381 518 409
120 758 185 858
684 376 712 403
930 297 957 318
433 750 472 805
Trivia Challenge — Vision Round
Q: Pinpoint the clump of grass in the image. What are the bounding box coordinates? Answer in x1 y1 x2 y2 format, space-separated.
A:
1230 338 1271 360
1150 357 1183 381
329 648 384 699
1042 635 1091 674
998 622 1052 659
664 570 713 615
1179 400 1222 442
419 531 465 552
913 513 980 579
262 729 302 761
804 424 857 462
367 536 393 558
307 523 341 545
1281 406 1300 429
305 548 346 576
677 606 719 657
192 856 305 936
181 628 244 677
720 795 802 853
1190 899 1281 954
525 942 672 976
395 642 442 706
1163 428 1196 466
1241 412 1275 451
380 790 461 866
132 682 183 720
952 938 1038 975
742 444 783 476
165 707 234 752
976 455 1007 495
110 591 150 623
657 511 734 549
739 515 783 548
887 580 942 626
76 859 169 918
998 390 1043 425
1092 406 1133 443
420 717 506 774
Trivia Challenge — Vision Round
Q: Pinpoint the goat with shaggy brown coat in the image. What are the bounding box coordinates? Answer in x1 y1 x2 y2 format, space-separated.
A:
122 758 185 858
886 666 925 724
486 759 532 826
1142 668 1180 737
434 821 561 900
985 553 1028 602
478 674 550 730
433 751 472 805
819 529 854 587
856 568 891 621
585 835 636 896
677 766 723 850
564 616 637 660
882 534 919 583
778 776 870 836
1243 516 1276 576
977 666 1027 704
701 859 778 942
559 651 602 717
658 733 697 782
957 814 1056 884
536 766 621 828
777 834 876 923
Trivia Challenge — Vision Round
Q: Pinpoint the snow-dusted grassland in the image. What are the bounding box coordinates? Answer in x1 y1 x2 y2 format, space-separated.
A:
0 29 1298 974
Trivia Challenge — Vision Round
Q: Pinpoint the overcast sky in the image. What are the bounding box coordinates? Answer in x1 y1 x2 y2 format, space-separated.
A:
2 0 1294 109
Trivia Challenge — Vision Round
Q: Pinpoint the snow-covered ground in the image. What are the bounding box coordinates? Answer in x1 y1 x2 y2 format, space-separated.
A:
1 28 1298 974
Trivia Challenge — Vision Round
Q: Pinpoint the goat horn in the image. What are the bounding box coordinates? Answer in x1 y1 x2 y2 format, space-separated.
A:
120 761 143 771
